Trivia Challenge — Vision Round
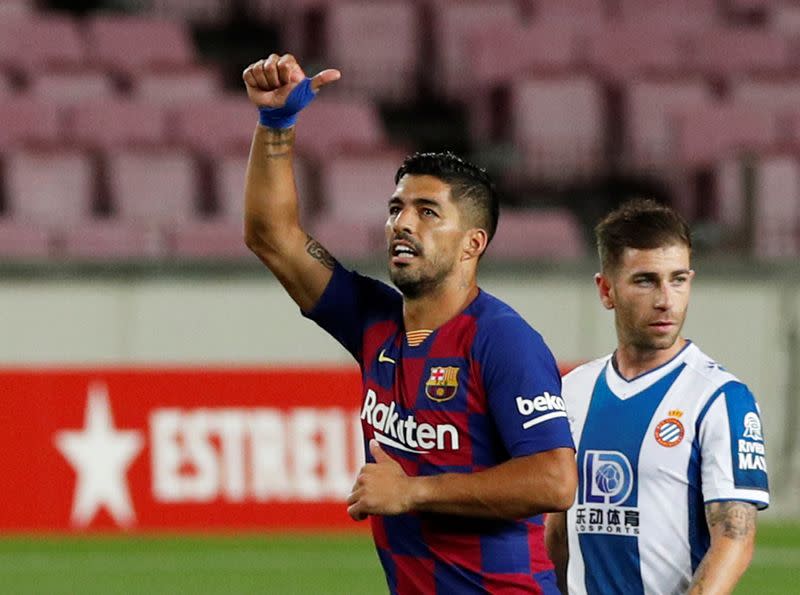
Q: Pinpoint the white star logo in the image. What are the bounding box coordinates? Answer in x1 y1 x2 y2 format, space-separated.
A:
54 383 144 528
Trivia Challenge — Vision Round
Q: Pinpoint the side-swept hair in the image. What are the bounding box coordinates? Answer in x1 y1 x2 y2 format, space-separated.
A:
595 198 692 272
395 151 499 244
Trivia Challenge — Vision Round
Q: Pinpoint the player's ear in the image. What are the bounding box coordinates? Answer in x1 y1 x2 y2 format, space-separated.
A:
595 273 615 310
462 228 488 261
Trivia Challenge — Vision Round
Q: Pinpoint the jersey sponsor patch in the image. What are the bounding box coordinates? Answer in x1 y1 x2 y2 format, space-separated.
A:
425 366 459 402
583 450 634 506
515 392 568 429
654 415 685 447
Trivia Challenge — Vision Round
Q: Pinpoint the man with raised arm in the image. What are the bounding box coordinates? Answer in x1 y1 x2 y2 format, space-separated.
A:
242 53 577 593
545 199 769 595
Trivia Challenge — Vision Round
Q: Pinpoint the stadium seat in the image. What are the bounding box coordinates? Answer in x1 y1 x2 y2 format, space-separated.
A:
317 151 406 224
584 25 685 80
730 76 800 142
510 74 606 180
486 208 587 261
624 76 715 167
0 98 60 149
428 0 522 100
716 153 800 259
0 13 85 74
0 74 12 97
28 68 117 105
106 149 199 225
170 97 255 157
294 98 388 161
323 0 419 102
528 0 609 24
689 29 791 77
614 0 718 30
130 67 223 105
147 0 235 26
168 220 252 261
0 0 34 18
85 15 195 77
0 221 51 259
60 220 166 261
669 104 776 167
65 100 168 150
4 149 96 226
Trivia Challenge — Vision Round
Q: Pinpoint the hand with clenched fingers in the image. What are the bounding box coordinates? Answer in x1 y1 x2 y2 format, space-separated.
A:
242 53 341 109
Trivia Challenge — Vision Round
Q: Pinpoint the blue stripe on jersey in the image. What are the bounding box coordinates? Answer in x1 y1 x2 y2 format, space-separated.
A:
577 362 685 594
687 436 709 572
723 382 769 492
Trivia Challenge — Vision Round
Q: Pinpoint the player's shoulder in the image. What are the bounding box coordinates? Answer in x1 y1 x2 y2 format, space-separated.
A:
681 342 744 390
562 355 610 389
470 290 547 344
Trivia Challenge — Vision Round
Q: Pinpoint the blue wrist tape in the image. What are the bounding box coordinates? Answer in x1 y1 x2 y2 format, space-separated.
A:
258 77 316 129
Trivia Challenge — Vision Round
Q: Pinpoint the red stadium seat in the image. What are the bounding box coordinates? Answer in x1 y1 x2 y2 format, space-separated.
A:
510 74 606 180
584 25 685 80
0 221 51 260
0 98 60 149
528 0 609 24
486 208 586 261
624 76 715 168
147 0 235 26
60 220 166 261
107 149 199 225
716 152 800 259
318 151 405 224
294 98 388 161
65 100 168 150
85 15 195 77
0 13 85 74
0 0 35 18
429 0 522 100
689 29 791 77
730 76 800 142
170 96 255 157
4 149 96 226
323 0 419 101
614 0 718 30
28 68 117 105
669 104 776 167
130 67 223 105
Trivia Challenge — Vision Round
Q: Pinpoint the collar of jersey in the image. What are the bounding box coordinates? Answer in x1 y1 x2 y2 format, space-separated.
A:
605 340 695 397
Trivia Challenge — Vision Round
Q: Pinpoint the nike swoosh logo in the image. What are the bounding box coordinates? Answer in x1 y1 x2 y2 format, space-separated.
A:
378 349 396 364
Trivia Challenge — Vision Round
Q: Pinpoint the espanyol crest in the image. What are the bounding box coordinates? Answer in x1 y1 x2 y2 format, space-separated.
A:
425 366 459 402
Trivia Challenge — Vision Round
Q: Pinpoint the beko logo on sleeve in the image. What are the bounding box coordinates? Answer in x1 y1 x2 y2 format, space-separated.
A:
516 392 568 429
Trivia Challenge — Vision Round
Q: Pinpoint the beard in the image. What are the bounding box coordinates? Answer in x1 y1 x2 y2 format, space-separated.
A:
389 260 453 299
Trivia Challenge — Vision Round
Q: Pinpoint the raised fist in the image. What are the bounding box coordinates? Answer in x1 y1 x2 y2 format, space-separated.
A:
242 53 340 108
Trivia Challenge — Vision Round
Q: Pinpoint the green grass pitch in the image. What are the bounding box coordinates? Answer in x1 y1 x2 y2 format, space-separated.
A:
0 523 796 594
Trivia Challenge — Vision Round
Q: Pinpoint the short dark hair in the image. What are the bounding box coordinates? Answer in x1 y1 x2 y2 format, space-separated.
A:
595 198 692 272
395 151 499 243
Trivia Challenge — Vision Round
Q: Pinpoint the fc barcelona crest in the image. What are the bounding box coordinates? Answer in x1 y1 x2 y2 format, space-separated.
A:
425 366 459 402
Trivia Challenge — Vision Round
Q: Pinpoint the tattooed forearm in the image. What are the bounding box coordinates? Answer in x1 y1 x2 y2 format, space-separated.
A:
259 128 295 160
706 501 757 539
305 235 337 270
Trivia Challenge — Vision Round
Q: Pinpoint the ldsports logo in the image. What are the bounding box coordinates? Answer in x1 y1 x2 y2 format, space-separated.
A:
515 392 568 429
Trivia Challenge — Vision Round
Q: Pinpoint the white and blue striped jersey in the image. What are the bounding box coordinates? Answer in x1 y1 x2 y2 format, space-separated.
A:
563 341 769 595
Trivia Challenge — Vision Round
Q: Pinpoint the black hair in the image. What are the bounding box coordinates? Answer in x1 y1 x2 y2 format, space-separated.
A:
395 151 499 243
595 198 692 272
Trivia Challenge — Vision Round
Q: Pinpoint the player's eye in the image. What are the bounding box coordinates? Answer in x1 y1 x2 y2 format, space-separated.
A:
421 208 437 218
388 205 401 216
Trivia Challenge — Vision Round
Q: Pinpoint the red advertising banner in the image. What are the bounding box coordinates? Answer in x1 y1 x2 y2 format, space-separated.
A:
0 368 367 533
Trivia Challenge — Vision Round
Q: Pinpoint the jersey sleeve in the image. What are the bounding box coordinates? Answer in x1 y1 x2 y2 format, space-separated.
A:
302 263 401 362
475 313 575 457
698 381 770 509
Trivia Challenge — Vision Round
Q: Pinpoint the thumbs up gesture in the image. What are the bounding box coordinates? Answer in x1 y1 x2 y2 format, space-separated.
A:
347 439 413 521
242 53 340 109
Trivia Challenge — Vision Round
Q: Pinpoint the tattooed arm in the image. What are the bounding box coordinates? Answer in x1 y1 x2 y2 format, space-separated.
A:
687 501 757 595
242 54 341 311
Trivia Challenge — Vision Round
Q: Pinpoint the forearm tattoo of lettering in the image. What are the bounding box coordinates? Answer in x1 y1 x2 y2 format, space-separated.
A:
261 128 294 160
305 234 336 270
706 501 757 539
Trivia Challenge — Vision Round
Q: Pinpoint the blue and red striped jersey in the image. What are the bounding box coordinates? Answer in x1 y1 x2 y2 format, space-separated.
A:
305 264 574 594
